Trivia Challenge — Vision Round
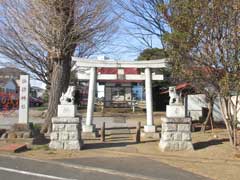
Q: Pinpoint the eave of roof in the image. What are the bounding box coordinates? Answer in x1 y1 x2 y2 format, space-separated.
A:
160 83 191 94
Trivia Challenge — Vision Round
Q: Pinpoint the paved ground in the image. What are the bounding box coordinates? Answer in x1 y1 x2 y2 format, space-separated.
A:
57 156 209 180
0 110 43 129
0 110 137 129
0 154 209 180
0 155 131 180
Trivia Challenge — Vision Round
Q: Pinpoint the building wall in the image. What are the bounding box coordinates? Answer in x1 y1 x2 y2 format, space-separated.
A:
36 90 44 98
97 83 104 98
187 94 239 122
105 86 111 107
4 80 17 93
104 82 132 107
187 94 207 121
228 96 240 124
78 82 88 106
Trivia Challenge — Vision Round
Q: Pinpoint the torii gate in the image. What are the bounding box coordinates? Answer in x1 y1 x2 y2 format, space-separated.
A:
72 57 167 135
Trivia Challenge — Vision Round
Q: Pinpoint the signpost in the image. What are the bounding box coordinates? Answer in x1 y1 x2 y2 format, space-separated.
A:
18 75 29 124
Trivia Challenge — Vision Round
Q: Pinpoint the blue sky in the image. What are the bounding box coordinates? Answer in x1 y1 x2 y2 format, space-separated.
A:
91 0 164 60
90 20 162 60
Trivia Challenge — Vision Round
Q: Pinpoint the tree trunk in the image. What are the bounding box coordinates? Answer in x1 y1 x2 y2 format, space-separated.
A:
219 97 234 146
46 57 54 97
201 100 214 133
233 102 238 148
41 57 71 134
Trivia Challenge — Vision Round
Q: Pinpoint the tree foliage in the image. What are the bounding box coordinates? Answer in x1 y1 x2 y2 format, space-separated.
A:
0 0 115 85
0 0 117 132
161 0 240 146
137 48 171 89
137 48 168 60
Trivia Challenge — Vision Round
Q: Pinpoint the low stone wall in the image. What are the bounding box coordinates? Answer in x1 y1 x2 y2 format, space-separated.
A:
49 117 83 150
159 117 193 151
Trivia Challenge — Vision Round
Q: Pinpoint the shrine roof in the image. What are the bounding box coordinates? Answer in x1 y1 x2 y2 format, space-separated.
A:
160 83 191 94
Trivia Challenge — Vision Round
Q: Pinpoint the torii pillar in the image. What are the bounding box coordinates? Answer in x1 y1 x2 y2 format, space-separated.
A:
82 67 97 137
144 68 156 133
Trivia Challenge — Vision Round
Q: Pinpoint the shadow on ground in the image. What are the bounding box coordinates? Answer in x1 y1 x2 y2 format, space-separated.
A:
83 138 159 150
83 142 136 150
193 138 229 150
141 139 159 143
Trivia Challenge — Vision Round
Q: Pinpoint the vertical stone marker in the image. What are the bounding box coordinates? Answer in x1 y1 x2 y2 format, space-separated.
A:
18 75 30 124
159 86 193 151
49 86 83 150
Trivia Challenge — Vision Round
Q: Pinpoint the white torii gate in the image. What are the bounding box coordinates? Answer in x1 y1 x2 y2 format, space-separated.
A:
72 57 167 134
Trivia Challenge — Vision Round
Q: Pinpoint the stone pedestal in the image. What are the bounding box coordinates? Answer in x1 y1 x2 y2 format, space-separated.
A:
58 104 76 117
144 125 156 133
159 105 193 151
159 117 193 151
49 117 83 150
82 124 96 132
141 132 160 139
8 123 33 139
82 124 98 139
166 105 185 118
141 125 159 139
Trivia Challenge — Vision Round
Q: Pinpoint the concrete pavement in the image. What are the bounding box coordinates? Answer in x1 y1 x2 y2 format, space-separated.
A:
0 154 210 180
0 155 137 180
57 156 209 180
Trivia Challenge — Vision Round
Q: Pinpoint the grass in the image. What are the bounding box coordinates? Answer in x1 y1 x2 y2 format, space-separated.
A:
31 144 50 151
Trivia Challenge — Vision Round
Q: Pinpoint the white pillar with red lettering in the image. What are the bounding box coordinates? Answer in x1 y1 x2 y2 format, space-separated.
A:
18 75 30 124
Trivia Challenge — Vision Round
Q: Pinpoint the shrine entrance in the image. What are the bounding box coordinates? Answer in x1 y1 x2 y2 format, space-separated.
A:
72 57 166 135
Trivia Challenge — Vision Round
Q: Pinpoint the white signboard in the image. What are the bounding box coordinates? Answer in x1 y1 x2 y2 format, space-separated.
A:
18 75 29 124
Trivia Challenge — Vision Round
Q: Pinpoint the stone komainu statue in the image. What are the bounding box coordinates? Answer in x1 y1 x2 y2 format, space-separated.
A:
169 86 180 105
60 86 76 105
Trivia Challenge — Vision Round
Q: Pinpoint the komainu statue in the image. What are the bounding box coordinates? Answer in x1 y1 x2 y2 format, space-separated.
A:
169 86 181 105
60 86 76 105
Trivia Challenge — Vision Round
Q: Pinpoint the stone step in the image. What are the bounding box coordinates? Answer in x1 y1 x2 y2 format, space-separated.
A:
112 117 126 123
108 128 131 135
